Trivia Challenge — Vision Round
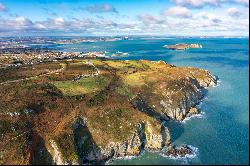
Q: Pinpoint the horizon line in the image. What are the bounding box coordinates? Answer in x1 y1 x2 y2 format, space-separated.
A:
0 35 249 38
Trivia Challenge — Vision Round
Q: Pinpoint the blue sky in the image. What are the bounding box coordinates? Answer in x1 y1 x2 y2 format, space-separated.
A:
0 0 249 36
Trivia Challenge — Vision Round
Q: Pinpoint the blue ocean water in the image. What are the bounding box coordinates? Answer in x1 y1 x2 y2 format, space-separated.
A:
41 37 249 165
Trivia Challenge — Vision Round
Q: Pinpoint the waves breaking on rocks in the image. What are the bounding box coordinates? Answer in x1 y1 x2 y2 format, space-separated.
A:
161 145 199 160
182 111 206 123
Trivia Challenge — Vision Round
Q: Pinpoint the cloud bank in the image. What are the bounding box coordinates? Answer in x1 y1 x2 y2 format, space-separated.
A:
0 1 248 36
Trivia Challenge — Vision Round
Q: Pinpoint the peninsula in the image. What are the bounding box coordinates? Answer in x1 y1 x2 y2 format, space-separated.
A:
0 57 217 164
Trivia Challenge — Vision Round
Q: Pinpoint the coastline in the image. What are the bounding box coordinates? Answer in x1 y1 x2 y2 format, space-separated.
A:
0 58 218 165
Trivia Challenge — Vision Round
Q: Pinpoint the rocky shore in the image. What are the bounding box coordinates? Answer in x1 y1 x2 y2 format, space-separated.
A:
162 144 196 158
47 67 217 164
48 117 197 165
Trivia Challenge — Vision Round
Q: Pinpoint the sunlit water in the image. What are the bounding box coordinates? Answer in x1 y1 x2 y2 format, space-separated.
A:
35 37 249 165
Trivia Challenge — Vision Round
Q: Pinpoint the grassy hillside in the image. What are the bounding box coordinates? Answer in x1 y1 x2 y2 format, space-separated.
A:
0 59 216 164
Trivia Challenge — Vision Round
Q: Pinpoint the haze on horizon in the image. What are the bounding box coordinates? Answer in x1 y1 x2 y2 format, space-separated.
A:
0 0 249 37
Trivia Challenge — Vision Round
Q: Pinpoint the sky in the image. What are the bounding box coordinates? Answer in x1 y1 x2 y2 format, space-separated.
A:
0 0 249 36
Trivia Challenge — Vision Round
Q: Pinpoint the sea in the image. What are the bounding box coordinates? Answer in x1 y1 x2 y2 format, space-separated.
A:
32 37 249 165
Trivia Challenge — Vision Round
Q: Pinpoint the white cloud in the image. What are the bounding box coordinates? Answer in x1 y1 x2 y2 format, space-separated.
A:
33 23 47 30
227 7 243 17
171 0 222 8
162 6 192 18
171 0 250 8
196 12 222 23
137 14 164 25
0 16 136 34
52 17 65 25
9 17 33 28
0 17 34 32
0 6 249 37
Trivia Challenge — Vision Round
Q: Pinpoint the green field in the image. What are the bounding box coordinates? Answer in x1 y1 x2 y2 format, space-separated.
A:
53 75 110 96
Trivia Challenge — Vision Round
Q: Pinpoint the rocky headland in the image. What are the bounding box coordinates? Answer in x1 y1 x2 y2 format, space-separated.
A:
0 59 217 164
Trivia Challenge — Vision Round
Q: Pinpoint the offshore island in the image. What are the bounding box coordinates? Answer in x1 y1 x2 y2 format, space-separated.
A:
163 43 203 50
0 49 217 164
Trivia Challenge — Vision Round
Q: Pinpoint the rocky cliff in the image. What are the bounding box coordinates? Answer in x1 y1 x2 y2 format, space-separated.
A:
47 117 171 164
0 59 217 164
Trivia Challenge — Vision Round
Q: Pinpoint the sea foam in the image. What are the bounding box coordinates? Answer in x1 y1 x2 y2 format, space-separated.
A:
182 112 206 123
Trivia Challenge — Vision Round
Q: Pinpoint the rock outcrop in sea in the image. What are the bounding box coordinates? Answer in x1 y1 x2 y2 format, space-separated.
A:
164 43 203 50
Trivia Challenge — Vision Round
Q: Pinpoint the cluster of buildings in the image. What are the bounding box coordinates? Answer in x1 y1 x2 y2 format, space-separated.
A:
0 48 109 68
54 37 128 44
0 36 132 67
0 39 29 49
0 37 56 49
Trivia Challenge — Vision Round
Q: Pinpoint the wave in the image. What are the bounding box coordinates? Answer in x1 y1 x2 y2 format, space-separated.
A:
115 155 137 160
182 111 206 123
111 51 129 57
114 150 145 161
213 79 222 88
181 94 210 123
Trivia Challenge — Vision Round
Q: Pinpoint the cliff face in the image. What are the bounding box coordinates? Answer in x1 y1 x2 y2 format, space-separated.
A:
48 117 171 165
129 63 217 121
157 70 217 121
49 140 70 165
0 59 217 164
